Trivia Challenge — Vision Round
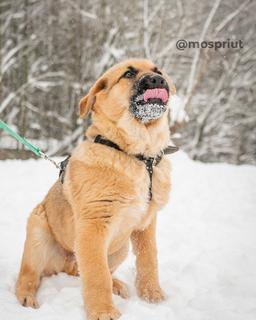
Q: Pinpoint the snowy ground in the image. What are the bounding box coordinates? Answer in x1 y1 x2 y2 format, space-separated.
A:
0 151 256 320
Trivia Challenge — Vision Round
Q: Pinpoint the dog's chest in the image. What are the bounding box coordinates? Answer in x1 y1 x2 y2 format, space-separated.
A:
113 158 171 234
65 149 171 251
134 157 170 209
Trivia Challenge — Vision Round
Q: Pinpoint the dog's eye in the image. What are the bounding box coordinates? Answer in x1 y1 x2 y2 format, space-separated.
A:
154 68 162 75
123 70 136 78
152 66 163 75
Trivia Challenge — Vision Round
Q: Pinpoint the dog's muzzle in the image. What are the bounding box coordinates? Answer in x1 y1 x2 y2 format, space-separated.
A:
130 74 169 123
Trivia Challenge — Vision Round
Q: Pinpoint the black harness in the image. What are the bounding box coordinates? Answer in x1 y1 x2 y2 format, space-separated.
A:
59 155 71 183
59 135 179 201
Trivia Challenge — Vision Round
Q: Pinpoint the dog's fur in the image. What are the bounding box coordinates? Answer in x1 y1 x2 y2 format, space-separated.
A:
16 59 175 319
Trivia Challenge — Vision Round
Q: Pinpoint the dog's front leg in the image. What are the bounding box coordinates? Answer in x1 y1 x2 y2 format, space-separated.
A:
131 215 165 303
75 220 120 320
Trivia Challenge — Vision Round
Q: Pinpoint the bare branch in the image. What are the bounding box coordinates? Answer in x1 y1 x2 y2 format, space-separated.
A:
183 0 222 111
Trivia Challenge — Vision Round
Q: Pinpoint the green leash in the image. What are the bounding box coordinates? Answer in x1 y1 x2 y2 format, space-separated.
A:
0 119 60 169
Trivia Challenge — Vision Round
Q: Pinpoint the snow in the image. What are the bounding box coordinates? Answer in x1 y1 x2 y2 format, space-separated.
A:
0 151 256 320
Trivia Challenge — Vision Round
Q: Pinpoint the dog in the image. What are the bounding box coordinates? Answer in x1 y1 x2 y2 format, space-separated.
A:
15 58 176 320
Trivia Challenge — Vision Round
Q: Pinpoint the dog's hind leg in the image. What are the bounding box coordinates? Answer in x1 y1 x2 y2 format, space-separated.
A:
108 242 130 299
16 204 67 308
112 278 130 299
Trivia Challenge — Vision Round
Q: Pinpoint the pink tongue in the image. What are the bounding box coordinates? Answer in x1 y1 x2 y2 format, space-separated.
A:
144 88 168 103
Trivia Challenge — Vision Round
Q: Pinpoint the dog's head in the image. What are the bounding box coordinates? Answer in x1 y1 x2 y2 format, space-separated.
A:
79 59 175 125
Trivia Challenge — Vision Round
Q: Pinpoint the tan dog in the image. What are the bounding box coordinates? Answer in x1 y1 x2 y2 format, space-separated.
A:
15 59 176 319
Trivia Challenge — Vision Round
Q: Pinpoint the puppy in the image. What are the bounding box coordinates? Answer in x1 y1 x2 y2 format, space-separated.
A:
16 59 176 319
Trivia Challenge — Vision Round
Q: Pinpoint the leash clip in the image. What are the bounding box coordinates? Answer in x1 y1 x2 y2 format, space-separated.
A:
39 151 61 170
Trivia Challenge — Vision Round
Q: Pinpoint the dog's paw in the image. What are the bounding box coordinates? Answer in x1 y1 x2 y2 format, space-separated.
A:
17 293 39 309
63 254 79 276
137 283 166 303
87 306 121 320
112 278 130 299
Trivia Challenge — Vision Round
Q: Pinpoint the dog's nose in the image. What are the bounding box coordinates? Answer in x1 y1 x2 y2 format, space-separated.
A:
138 74 168 91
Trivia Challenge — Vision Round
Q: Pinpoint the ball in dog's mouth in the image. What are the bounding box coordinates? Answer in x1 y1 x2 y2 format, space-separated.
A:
130 88 169 123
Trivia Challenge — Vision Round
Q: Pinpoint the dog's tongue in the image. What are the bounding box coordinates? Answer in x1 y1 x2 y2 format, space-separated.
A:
144 88 168 103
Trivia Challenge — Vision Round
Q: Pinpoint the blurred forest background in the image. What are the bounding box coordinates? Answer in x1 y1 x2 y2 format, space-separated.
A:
0 0 255 164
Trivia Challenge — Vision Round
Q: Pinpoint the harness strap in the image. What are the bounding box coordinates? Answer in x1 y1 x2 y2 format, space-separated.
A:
93 135 178 201
136 156 155 200
59 155 71 183
94 135 122 151
59 135 179 202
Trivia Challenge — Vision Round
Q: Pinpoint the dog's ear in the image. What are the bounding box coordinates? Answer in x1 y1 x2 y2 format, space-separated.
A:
79 78 107 119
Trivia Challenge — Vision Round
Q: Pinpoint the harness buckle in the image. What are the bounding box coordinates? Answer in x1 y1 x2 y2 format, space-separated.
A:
152 150 164 167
